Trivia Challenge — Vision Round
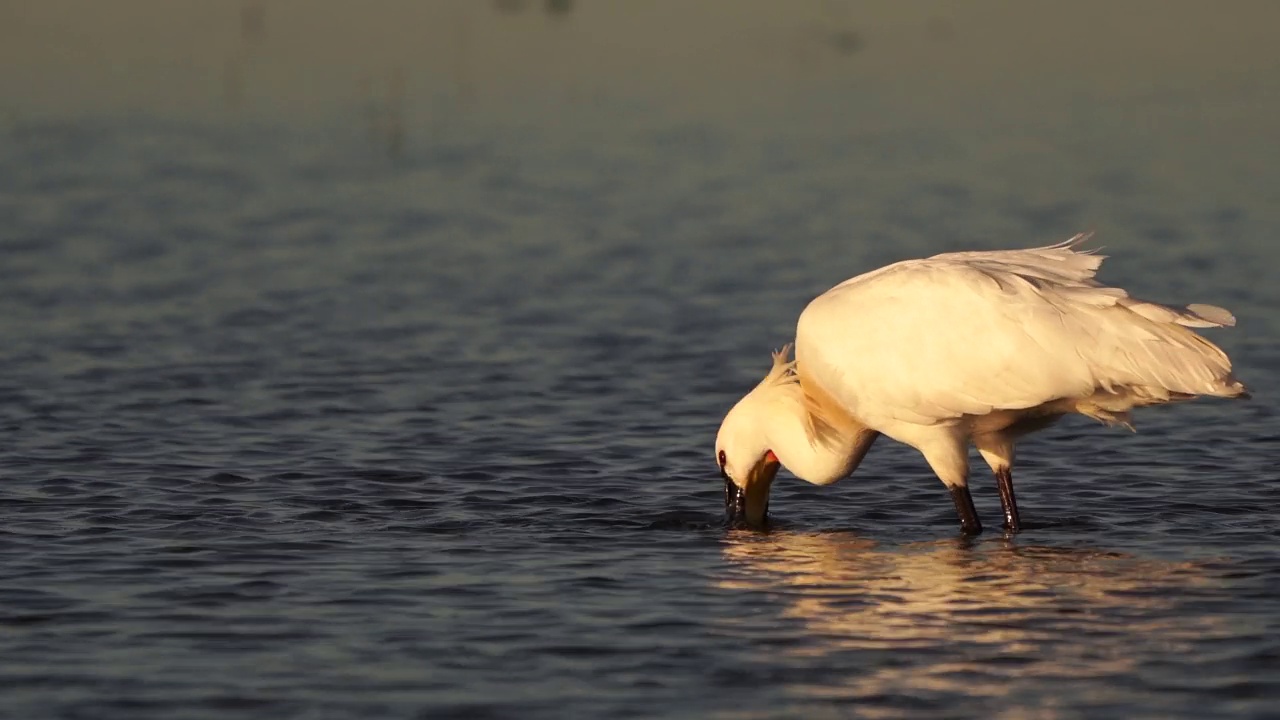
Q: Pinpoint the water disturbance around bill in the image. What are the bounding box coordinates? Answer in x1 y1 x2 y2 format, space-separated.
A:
1 2 1279 718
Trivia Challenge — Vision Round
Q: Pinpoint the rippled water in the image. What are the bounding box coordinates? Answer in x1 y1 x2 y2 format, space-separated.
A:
3 4 1280 719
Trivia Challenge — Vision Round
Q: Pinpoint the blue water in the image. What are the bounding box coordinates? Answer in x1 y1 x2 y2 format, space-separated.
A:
2 5 1280 719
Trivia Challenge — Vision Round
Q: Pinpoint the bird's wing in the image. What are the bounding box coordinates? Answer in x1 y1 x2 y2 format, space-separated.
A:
926 233 1106 287
796 238 1240 427
826 233 1105 296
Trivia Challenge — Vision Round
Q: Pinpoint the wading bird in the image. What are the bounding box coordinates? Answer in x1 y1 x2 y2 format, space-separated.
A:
715 234 1247 534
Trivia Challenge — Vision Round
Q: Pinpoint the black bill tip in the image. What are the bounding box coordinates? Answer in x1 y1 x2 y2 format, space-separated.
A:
724 473 746 524
723 472 770 529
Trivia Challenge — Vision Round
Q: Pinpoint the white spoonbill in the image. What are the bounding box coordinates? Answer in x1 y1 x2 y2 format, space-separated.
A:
715 234 1247 534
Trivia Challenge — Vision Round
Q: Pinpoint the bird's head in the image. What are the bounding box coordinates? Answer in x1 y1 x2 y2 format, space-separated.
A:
715 346 794 528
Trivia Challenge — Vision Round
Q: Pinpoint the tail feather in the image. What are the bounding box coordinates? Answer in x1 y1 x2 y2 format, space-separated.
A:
961 232 1248 409
1085 295 1245 402
1185 303 1236 327
1119 297 1236 329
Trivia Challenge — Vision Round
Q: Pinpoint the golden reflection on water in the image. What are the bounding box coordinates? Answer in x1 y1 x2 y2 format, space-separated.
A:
719 531 1236 704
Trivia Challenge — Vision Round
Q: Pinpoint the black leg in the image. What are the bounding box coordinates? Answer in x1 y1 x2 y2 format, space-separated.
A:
948 485 983 535
995 466 1021 532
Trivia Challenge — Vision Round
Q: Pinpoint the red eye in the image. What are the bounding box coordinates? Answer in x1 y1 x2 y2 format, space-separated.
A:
717 450 727 467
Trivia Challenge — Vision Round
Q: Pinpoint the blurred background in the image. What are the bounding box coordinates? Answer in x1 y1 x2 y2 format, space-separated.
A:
3 0 1276 354
1 2 1278 719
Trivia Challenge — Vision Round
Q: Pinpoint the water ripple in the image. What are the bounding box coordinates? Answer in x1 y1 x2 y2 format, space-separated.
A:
1 95 1278 720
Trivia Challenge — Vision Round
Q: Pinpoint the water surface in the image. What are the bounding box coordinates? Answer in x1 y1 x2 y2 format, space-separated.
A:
2 2 1279 718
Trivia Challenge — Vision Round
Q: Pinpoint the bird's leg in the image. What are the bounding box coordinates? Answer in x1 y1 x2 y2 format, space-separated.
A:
948 485 983 535
994 466 1021 532
920 436 982 535
976 434 1022 533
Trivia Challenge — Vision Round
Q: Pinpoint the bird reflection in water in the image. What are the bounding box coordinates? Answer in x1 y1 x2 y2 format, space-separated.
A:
717 532 1235 700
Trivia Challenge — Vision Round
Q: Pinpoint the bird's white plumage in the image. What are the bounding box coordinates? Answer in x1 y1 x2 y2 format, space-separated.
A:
796 234 1241 431
715 233 1246 528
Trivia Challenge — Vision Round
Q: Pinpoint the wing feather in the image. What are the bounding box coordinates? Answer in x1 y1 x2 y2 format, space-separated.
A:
795 236 1243 427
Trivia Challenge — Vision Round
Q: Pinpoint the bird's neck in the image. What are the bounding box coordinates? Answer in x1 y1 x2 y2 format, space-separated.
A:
765 385 879 486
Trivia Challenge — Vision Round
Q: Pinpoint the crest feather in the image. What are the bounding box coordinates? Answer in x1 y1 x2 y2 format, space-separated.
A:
751 344 871 450
761 343 798 387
